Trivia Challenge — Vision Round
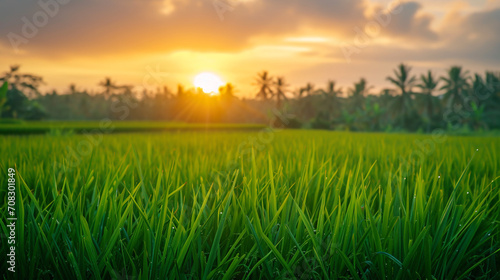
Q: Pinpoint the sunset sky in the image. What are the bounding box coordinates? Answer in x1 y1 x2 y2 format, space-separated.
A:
1 0 499 97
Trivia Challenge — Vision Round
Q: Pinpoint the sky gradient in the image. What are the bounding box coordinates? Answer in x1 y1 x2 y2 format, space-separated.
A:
1 0 499 96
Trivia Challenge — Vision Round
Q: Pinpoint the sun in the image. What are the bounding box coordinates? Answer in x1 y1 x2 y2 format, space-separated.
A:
194 72 225 94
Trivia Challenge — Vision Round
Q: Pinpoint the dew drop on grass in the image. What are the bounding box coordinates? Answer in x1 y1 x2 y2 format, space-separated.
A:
438 176 440 178
467 192 469 194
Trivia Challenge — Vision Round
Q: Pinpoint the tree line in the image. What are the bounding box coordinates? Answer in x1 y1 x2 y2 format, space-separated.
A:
1 64 499 132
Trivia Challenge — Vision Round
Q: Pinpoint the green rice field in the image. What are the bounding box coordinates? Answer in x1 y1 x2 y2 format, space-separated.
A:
0 121 265 135
1 130 499 279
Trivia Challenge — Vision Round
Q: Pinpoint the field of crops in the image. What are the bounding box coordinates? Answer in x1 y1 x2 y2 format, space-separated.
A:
1 130 499 279
0 121 266 135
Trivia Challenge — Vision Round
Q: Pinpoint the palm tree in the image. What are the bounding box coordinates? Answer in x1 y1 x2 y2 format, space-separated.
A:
387 63 416 96
485 72 500 93
176 84 185 97
440 66 470 108
157 86 172 98
294 83 316 120
0 65 44 99
348 78 371 112
318 80 342 121
416 70 441 131
99 77 117 97
69 84 77 95
273 77 288 108
218 83 236 99
378 89 394 106
321 80 342 97
386 63 417 129
483 72 500 128
299 83 316 97
0 65 45 119
255 71 273 100
483 71 500 104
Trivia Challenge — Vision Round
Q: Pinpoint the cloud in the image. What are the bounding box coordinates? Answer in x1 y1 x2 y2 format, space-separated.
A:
450 7 500 63
368 1 438 42
331 4 500 66
0 0 368 58
1 0 498 94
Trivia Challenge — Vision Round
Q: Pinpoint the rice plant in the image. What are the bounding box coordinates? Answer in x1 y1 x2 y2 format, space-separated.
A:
1 130 499 279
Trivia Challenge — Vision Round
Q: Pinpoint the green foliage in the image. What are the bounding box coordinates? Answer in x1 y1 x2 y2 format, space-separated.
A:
0 66 46 120
0 81 8 117
0 81 7 98
2 64 500 131
1 130 499 279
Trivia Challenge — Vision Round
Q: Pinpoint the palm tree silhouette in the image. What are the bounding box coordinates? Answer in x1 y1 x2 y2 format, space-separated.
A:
387 63 417 128
318 80 342 121
481 72 500 104
299 83 315 97
0 65 44 99
416 70 440 131
295 83 316 120
255 71 273 100
99 77 117 97
273 77 288 108
440 66 470 108
483 72 500 126
387 63 416 96
176 84 186 97
379 89 394 104
69 84 77 95
219 83 236 99
348 78 371 112
322 80 342 97
485 72 500 95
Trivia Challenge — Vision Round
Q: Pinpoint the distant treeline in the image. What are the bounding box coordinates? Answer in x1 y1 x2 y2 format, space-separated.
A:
1 64 499 132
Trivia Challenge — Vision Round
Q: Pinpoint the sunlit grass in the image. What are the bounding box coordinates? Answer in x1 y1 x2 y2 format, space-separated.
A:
1 130 499 279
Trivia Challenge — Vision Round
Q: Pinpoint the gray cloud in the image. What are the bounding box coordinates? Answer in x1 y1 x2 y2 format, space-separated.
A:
329 4 500 68
371 1 438 41
0 0 367 57
1 0 498 74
